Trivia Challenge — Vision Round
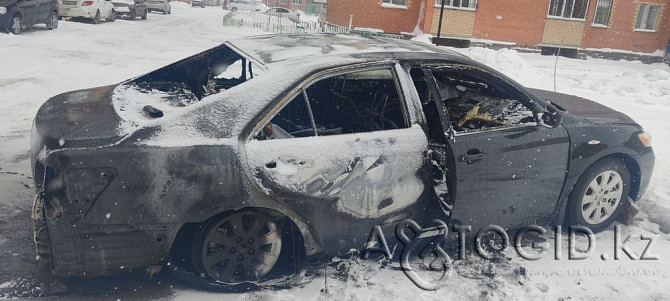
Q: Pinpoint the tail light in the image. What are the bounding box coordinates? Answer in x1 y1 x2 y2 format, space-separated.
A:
82 1 93 5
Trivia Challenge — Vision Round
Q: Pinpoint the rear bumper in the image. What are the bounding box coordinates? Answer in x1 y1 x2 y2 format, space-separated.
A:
59 6 96 18
32 195 52 263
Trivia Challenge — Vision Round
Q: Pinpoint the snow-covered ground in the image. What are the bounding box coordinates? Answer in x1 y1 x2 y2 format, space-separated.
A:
1 4 669 300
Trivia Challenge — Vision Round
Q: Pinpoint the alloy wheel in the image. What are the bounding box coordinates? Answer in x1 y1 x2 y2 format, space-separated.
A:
10 15 21 34
199 211 282 283
581 170 623 225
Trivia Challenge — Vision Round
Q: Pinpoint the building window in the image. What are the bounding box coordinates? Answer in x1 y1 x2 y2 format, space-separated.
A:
382 0 408 7
548 0 589 20
635 4 660 31
433 0 476 10
592 0 612 27
291 0 301 4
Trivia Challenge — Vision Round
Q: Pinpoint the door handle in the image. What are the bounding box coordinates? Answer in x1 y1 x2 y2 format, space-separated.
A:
458 150 486 164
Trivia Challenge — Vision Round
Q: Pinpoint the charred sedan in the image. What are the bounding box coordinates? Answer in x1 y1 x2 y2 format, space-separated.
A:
31 34 654 288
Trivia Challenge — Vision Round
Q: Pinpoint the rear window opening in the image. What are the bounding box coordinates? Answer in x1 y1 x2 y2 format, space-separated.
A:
121 45 264 111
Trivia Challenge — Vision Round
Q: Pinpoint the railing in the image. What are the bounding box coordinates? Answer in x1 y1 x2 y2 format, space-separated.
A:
222 12 404 38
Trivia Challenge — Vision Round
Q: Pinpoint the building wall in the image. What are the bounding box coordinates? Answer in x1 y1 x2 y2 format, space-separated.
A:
429 8 476 37
581 0 670 52
326 0 670 54
327 0 424 33
542 19 586 46
471 0 548 46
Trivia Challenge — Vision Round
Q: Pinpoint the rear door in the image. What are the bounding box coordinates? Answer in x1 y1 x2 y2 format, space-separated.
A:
425 64 570 230
244 64 429 219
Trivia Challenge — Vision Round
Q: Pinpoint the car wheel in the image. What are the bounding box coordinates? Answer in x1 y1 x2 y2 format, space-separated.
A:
92 10 100 24
192 210 282 284
565 158 631 232
141 8 147 19
109 10 116 21
9 14 21 34
46 11 58 29
231 7 237 12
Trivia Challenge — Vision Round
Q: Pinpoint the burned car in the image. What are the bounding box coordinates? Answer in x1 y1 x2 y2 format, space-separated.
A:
31 34 654 288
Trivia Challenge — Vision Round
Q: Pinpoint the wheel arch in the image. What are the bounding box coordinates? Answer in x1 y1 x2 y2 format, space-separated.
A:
554 149 641 226
169 206 320 267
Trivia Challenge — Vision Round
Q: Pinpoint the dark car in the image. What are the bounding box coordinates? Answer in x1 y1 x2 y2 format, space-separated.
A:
0 0 58 34
31 34 654 289
111 0 146 19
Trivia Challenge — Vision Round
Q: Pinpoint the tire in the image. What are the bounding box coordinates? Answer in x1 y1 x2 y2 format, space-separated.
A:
46 11 58 29
191 210 282 285
231 7 237 12
92 10 100 24
109 10 116 21
565 158 631 232
141 8 147 20
9 14 21 34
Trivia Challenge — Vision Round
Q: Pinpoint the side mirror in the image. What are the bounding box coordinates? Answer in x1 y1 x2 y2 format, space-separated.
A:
540 104 563 128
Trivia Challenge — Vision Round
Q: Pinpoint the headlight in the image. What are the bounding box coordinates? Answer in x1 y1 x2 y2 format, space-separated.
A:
0 7 7 14
638 132 652 147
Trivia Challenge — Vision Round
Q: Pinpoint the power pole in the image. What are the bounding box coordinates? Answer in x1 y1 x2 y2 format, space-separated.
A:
436 0 446 45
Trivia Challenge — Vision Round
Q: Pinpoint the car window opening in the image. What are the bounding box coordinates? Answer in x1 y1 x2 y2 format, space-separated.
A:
256 68 409 140
431 66 536 133
129 45 263 108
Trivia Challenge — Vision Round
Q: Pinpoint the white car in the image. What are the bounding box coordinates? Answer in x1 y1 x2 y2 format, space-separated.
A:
265 7 299 22
58 0 116 23
224 0 266 12
147 0 170 14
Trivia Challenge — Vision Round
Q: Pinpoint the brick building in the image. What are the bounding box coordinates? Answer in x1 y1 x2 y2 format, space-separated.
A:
327 0 670 54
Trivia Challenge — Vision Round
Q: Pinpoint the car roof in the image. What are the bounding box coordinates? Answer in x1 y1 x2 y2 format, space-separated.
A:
225 33 468 67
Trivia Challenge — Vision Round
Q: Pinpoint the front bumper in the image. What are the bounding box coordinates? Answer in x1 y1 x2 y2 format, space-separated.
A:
59 6 96 18
633 148 655 201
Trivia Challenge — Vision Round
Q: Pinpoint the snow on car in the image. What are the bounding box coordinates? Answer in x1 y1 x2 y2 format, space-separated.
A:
29 34 654 291
111 0 147 19
58 0 116 23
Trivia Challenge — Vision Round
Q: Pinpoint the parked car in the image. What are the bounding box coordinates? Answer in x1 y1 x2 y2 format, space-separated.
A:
0 0 59 34
146 0 169 14
58 0 115 24
202 0 218 6
223 0 265 12
111 0 146 19
31 34 654 290
265 7 298 22
191 0 203 7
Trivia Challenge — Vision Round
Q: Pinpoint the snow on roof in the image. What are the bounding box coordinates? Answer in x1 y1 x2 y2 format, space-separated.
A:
226 33 456 65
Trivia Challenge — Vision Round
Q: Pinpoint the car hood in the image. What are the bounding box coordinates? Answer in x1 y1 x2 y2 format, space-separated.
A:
528 88 637 125
33 85 126 151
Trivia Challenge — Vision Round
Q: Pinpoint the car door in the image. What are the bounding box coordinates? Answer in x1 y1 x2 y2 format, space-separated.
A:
423 64 570 231
244 64 429 220
18 0 40 24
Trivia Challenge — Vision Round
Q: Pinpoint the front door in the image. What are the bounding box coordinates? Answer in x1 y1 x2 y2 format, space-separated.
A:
424 64 570 231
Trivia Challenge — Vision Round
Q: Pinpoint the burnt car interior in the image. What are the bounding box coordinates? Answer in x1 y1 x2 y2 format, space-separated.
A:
131 45 262 108
256 68 408 140
430 66 536 133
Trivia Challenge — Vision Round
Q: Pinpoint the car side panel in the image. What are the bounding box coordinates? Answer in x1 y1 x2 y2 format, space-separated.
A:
552 118 654 224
